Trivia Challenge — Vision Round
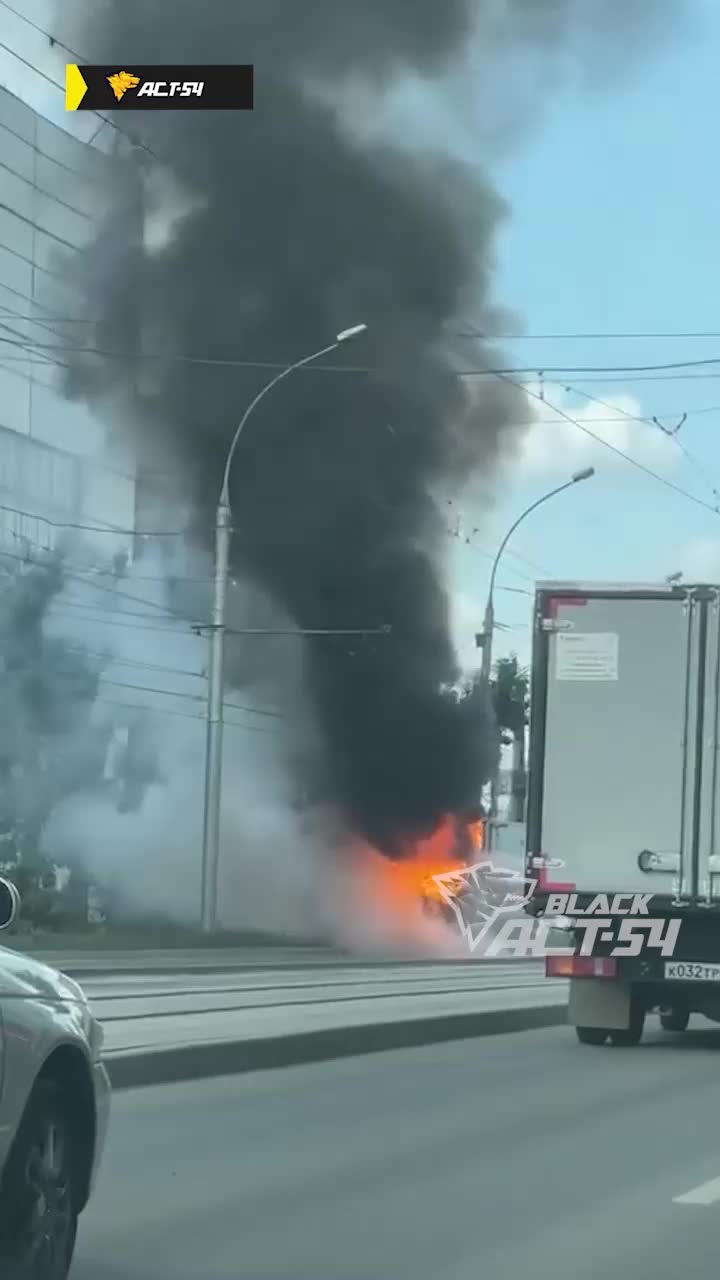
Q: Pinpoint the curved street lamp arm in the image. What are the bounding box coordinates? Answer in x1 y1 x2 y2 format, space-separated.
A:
487 478 576 608
219 339 341 504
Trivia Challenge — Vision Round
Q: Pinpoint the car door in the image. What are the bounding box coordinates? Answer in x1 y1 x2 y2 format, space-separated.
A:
0 976 12 1172
0 879 21 1171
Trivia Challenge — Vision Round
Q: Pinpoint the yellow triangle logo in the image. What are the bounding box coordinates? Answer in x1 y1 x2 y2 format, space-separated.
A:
65 64 88 111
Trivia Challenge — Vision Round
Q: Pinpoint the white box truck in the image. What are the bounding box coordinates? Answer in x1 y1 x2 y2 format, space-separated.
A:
526 581 720 1046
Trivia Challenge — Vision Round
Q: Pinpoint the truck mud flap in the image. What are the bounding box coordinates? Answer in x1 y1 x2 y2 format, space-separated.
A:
568 977 632 1031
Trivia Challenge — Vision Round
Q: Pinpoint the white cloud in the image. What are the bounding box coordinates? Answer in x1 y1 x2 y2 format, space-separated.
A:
516 386 680 480
450 589 482 671
671 535 720 582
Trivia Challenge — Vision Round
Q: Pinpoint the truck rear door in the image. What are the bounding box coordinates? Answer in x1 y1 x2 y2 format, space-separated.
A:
527 586 701 903
696 591 720 903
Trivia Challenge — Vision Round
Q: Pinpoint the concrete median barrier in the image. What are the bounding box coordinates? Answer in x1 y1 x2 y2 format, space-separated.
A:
65 955 566 1088
105 1001 567 1089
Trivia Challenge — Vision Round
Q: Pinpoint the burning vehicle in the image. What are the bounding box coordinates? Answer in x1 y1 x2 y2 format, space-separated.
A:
341 809 490 946
417 809 487 922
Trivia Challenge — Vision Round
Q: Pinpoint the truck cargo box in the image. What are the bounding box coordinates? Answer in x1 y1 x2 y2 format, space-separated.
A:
526 582 720 910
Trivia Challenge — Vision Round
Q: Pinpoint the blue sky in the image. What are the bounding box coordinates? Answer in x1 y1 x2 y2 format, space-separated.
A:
2 1 720 673
449 0 720 669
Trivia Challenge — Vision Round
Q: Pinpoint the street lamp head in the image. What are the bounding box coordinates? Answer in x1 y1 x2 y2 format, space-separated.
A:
335 323 368 343
571 466 595 483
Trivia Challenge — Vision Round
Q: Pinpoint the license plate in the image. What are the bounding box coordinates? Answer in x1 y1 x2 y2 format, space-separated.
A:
665 961 720 982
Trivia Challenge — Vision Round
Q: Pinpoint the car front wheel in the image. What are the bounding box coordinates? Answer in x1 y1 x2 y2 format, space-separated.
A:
0 1077 78 1280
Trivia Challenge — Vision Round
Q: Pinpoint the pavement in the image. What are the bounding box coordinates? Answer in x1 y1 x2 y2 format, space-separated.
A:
72 1017 720 1280
77 959 565 1085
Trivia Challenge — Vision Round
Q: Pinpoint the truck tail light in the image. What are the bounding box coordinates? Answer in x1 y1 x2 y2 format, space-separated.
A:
546 955 618 979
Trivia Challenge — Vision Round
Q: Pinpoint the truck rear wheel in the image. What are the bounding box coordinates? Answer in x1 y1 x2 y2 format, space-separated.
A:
608 1006 645 1047
575 1026 608 1046
660 1009 690 1032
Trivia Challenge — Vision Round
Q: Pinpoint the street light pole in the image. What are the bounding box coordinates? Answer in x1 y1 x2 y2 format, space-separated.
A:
477 466 595 686
200 324 368 933
200 499 231 935
477 465 595 831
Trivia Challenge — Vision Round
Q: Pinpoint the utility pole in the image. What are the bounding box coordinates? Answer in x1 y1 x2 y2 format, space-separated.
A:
200 326 368 933
125 136 151 556
200 500 231 934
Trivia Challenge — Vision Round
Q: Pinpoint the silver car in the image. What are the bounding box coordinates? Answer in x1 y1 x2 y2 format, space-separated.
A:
0 879 111 1278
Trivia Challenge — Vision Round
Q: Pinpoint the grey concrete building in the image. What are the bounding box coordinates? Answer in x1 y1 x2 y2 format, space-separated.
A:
0 85 136 561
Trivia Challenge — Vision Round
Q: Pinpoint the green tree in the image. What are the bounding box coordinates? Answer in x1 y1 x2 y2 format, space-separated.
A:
491 653 529 821
0 550 106 926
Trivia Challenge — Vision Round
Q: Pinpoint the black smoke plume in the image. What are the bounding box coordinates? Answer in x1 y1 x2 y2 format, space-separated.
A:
54 0 687 855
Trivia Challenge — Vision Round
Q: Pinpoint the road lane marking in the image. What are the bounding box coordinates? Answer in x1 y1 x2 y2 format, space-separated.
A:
674 1176 720 1206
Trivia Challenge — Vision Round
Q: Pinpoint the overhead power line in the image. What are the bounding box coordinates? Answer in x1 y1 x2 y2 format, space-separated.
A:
0 310 95 325
0 291 86 352
456 326 720 341
0 544 390 642
4 341 720 385
569 373 720 385
5 306 720 421
445 501 552 577
0 234 68 284
6 330 720 379
496 372 720 520
477 356 720 375
0 529 198 620
0 36 69 100
0 497 187 539
53 596 184 625
0 309 91 321
39 606 192 636
0 113 91 180
40 663 285 725
550 380 720 508
0 539 194 625
0 155 93 223
0 202 83 254
0 11 164 164
93 694 276 732
0 319 65 370
7 309 720 347
61 645 205 681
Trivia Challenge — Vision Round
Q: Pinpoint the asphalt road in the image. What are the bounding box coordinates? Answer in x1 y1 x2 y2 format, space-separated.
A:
72 1017 720 1280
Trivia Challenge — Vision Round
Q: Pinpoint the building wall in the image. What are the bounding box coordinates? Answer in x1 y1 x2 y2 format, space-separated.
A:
0 86 135 560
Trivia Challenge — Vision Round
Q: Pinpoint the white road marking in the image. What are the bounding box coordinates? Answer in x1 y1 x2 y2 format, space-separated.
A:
674 1176 720 1206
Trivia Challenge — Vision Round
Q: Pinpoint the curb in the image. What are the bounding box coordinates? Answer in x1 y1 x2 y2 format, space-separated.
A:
54 957 545 980
106 1002 567 1090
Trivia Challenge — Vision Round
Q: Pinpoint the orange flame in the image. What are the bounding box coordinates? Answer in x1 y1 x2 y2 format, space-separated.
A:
466 819 485 853
350 814 473 921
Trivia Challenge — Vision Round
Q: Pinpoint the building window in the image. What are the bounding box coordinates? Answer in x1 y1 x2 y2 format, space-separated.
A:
26 442 78 509
0 430 21 492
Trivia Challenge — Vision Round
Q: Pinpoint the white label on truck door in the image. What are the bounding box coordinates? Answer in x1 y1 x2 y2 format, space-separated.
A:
555 631 619 681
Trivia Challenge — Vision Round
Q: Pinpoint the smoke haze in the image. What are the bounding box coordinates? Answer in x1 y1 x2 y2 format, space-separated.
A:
47 1 691 869
29 543 335 934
